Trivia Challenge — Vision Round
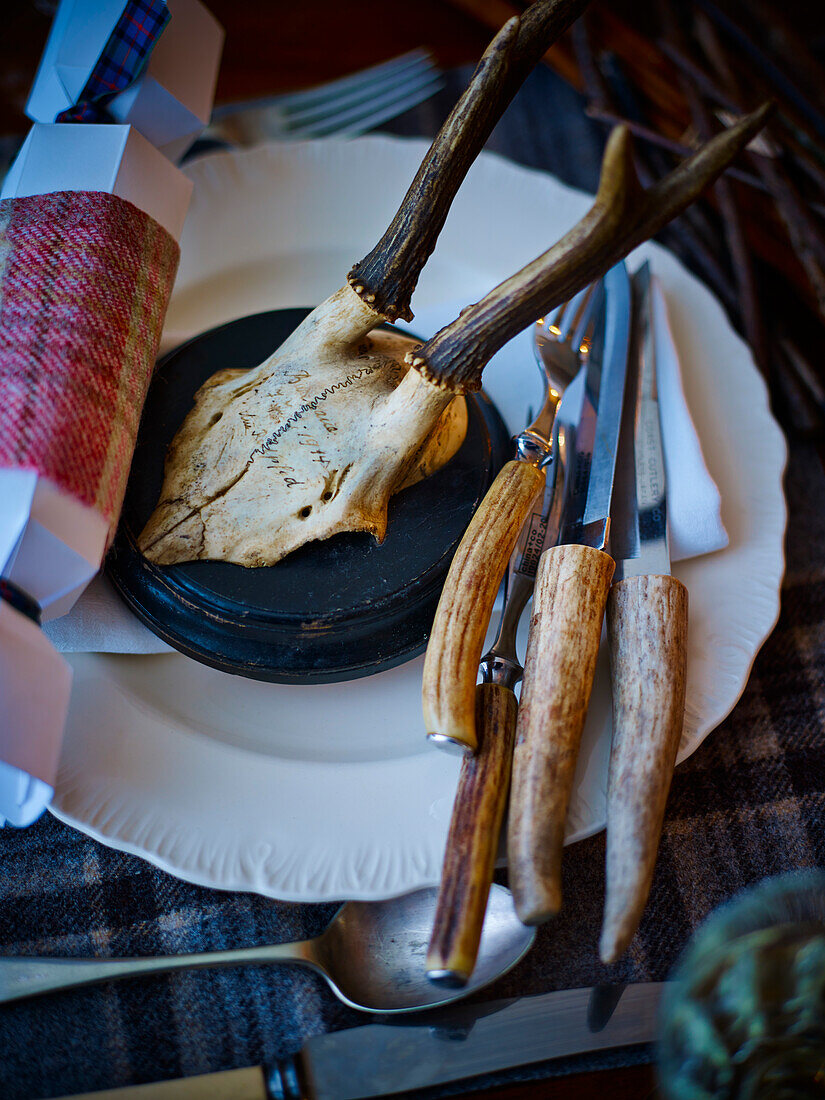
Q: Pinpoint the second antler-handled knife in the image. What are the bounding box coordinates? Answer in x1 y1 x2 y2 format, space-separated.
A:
507 261 632 926
599 262 688 963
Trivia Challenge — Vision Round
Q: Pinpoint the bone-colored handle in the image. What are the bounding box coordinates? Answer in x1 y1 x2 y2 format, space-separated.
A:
56 1067 268 1100
427 682 518 985
600 573 688 964
423 459 545 754
508 543 615 925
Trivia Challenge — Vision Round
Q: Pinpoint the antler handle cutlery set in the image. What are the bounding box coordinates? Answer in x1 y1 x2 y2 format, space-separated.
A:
96 0 766 992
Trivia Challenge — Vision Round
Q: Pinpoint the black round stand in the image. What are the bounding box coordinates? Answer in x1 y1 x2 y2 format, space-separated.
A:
106 308 510 683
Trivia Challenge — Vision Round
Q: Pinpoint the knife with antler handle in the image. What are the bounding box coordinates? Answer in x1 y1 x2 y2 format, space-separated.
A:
599 262 688 964
507 261 632 926
56 982 668 1099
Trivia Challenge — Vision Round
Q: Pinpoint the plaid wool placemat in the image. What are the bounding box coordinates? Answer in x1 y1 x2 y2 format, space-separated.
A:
1 64 813 1099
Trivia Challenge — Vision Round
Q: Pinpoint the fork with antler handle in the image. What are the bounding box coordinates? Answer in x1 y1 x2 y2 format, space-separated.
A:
425 286 602 986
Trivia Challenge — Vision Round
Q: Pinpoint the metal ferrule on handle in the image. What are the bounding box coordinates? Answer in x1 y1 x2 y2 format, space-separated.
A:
513 427 554 467
477 572 530 691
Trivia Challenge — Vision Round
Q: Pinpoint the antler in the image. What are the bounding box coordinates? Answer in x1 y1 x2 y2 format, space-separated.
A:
347 0 589 322
408 102 773 392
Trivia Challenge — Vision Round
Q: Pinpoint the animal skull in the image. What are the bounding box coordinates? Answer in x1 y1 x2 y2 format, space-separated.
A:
139 289 462 566
141 0 586 567
139 0 769 571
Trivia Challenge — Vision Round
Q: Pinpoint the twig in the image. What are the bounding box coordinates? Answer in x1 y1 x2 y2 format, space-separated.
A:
693 0 825 144
772 337 825 438
656 39 740 114
599 50 725 260
659 27 825 200
750 0 825 114
581 3 688 125
570 14 611 112
695 10 825 323
570 12 737 309
738 70 825 197
780 337 825 410
584 107 692 157
583 106 778 196
660 0 768 377
751 154 825 315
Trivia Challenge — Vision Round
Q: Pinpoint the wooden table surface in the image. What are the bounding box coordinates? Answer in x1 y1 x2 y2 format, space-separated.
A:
0 2 667 1097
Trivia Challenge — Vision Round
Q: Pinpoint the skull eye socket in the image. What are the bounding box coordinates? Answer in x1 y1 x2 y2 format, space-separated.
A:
322 491 333 501
299 506 312 519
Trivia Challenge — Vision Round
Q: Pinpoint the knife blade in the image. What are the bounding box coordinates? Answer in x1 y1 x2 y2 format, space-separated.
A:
508 261 632 926
57 982 667 1099
272 981 666 1099
608 263 672 584
599 262 688 964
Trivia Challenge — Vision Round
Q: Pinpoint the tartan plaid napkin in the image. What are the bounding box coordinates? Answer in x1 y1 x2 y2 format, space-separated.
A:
56 0 170 124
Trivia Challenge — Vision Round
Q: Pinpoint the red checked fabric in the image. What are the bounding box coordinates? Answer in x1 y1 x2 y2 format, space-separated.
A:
0 191 179 536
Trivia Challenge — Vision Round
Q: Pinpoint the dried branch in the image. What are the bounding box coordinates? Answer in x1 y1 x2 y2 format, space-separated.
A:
660 0 769 376
693 0 825 144
694 9 825 324
572 14 738 315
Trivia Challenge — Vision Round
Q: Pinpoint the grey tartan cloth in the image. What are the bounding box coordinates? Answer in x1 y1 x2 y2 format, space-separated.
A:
0 63 810 1099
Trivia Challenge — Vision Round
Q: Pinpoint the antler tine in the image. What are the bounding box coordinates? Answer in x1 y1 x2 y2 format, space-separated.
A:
409 102 773 392
347 0 590 323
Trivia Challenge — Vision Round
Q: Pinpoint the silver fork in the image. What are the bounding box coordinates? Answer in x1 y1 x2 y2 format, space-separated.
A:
480 284 604 695
204 49 444 146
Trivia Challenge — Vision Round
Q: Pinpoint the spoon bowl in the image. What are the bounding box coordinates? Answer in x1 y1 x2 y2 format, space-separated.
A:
317 883 535 1012
0 883 534 1013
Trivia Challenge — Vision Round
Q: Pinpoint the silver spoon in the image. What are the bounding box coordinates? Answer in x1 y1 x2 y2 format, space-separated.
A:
0 883 533 1013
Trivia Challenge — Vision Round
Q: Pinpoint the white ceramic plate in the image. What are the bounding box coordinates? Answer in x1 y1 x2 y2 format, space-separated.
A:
51 138 787 901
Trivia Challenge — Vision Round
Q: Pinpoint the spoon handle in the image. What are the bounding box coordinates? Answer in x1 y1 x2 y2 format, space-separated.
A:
0 941 320 1004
